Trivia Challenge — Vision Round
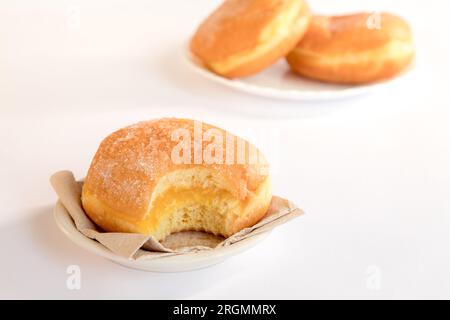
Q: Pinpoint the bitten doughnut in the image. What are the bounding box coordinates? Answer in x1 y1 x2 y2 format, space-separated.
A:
81 118 272 241
190 0 311 78
286 13 415 84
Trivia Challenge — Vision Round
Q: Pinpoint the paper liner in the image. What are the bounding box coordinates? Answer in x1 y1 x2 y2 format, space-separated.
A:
50 171 303 260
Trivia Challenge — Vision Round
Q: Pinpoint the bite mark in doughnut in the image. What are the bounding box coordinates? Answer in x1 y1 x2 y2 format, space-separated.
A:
81 119 272 241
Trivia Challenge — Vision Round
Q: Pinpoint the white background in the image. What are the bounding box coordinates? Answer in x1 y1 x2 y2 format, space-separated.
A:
1 0 449 299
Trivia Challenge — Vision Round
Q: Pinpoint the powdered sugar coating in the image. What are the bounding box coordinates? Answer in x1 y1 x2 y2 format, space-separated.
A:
82 118 269 219
190 0 287 61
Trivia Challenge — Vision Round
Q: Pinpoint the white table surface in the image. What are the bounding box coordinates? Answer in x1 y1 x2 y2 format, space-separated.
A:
1 0 449 299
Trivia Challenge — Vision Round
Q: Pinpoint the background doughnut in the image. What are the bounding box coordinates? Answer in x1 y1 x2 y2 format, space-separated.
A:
191 0 311 78
286 13 415 84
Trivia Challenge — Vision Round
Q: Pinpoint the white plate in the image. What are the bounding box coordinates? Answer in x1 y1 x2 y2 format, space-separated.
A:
54 201 270 272
184 48 412 102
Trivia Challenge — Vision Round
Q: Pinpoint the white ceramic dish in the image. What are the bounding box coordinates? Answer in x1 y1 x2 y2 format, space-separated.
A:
184 48 412 102
54 201 271 272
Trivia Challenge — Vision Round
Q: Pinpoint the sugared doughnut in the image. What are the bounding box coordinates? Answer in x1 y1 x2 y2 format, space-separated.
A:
190 0 311 78
286 13 415 84
81 119 272 241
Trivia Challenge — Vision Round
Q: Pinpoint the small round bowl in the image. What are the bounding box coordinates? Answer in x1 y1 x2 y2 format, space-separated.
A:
54 201 271 272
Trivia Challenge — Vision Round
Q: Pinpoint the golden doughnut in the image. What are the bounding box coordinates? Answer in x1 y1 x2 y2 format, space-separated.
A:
190 0 311 78
286 13 415 84
81 118 272 241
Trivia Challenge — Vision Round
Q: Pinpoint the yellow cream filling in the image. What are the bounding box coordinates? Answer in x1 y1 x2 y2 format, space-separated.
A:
83 176 272 241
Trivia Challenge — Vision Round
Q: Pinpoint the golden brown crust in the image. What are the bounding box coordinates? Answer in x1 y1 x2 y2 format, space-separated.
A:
190 0 311 78
81 119 271 239
191 0 284 62
286 13 415 84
